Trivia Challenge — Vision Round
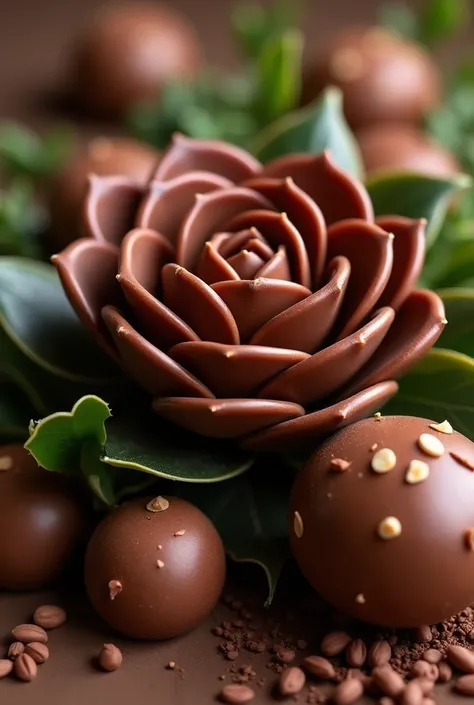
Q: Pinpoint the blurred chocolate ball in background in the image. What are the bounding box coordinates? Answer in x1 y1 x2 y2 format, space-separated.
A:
69 3 201 120
303 27 442 129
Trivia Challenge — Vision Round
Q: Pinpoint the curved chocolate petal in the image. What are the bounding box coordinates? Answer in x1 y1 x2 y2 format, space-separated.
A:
162 264 240 345
343 290 446 396
102 307 214 399
241 381 399 453
53 239 123 361
152 397 305 439
226 249 266 280
218 229 273 260
83 175 145 245
376 216 426 310
260 307 394 406
227 210 311 288
250 256 350 353
135 172 232 246
327 220 394 340
152 134 262 183
170 342 308 397
176 187 273 271
117 229 198 351
260 151 374 227
243 176 327 287
256 246 292 281
196 242 240 286
212 278 310 343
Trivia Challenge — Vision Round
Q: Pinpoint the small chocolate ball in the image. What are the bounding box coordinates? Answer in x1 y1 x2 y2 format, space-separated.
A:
84 496 226 640
48 136 159 250
357 124 460 177
290 416 474 628
70 3 201 120
0 445 88 590
303 27 442 128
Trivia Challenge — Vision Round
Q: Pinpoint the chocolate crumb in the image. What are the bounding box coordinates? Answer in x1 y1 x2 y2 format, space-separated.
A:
146 496 169 512
108 579 122 600
157 559 165 569
330 458 351 473
174 529 186 537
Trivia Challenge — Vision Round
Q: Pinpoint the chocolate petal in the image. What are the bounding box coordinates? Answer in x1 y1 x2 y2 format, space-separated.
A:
343 290 446 396
241 381 399 452
135 172 232 246
170 342 308 397
53 239 123 361
83 175 145 245
260 151 374 226
327 220 394 340
195 242 240 286
227 210 311 288
162 264 240 345
102 307 213 399
243 176 327 287
212 279 310 343
250 256 351 353
375 216 426 310
152 397 305 439
260 307 394 406
176 188 273 271
256 246 292 281
217 229 273 260
152 133 262 183
226 250 266 280
245 236 274 260
117 229 198 351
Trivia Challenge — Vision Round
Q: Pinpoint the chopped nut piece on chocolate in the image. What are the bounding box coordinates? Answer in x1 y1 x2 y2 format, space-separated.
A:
405 459 430 485
293 511 304 538
0 455 13 470
450 452 474 471
157 559 165 569
146 496 170 513
355 593 366 604
330 458 351 473
377 516 402 540
429 420 453 434
108 580 123 600
173 529 186 537
417 433 445 458
371 448 396 473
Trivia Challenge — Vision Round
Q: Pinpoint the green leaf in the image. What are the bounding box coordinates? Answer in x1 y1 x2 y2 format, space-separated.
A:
0 123 44 178
254 29 304 125
419 0 470 47
378 2 419 40
0 257 115 383
383 348 474 441
436 288 474 357
430 240 474 288
251 87 363 178
366 171 472 245
0 382 36 439
232 1 302 60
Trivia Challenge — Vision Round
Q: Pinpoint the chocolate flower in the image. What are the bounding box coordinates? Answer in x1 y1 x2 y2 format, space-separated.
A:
54 136 446 452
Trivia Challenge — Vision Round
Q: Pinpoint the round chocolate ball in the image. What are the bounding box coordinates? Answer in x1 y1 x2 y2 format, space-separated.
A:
290 416 474 628
357 124 460 177
303 27 441 128
0 445 88 590
84 496 226 640
48 136 159 250
70 3 201 120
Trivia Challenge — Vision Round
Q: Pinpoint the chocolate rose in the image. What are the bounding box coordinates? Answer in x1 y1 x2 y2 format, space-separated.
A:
54 135 446 452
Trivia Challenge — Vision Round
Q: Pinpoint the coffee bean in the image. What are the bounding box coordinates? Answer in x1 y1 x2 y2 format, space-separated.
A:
437 661 453 683
372 666 405 698
33 604 67 629
400 681 423 705
346 668 371 689
7 642 24 660
219 683 255 703
12 624 48 644
410 661 438 680
447 645 474 674
276 648 296 664
14 653 37 682
455 674 474 696
98 644 123 672
278 667 306 695
368 640 391 667
422 649 442 665
0 659 13 678
25 642 50 664
334 678 364 705
321 631 352 656
303 655 336 680
346 639 367 667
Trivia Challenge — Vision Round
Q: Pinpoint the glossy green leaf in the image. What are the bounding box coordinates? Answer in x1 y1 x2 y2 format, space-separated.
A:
429 241 474 289
419 0 470 47
251 87 363 178
383 348 474 441
0 382 36 439
366 171 472 245
436 288 474 357
0 258 115 383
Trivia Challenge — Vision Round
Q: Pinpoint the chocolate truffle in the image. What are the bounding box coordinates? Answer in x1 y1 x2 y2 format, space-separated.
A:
48 136 159 250
290 415 474 628
0 445 88 590
357 124 460 177
69 3 201 120
84 496 226 640
303 27 441 128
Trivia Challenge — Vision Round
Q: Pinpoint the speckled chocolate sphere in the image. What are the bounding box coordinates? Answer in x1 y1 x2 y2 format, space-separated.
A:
0 445 88 590
70 3 201 119
303 27 441 128
48 136 159 250
84 496 226 640
290 416 474 628
357 124 460 177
